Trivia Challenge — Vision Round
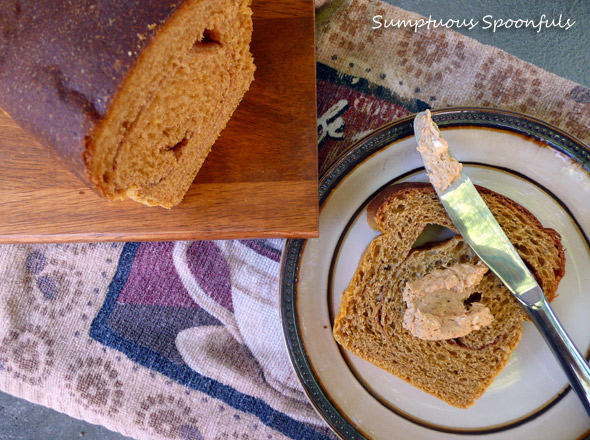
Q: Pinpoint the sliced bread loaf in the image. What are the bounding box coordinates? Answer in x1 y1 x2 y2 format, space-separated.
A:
333 182 565 408
0 0 255 208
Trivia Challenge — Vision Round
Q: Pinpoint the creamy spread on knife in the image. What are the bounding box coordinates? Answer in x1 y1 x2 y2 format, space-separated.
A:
402 263 494 340
414 110 462 192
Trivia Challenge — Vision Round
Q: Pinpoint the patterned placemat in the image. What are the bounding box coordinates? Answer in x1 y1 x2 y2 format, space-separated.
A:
0 0 588 439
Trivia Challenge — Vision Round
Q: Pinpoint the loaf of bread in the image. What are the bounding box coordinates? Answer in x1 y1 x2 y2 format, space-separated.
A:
0 0 255 208
333 183 566 408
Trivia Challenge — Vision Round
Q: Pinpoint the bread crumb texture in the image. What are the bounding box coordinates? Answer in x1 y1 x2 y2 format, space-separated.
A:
333 182 566 408
87 0 255 207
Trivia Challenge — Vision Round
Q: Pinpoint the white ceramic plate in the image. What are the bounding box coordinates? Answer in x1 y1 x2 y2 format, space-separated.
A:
280 109 590 439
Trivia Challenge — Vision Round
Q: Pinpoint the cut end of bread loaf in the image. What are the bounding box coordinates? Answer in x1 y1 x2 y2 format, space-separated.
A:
84 0 255 208
334 182 566 408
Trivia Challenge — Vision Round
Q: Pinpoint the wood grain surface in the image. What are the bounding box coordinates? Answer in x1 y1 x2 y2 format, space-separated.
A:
0 0 318 243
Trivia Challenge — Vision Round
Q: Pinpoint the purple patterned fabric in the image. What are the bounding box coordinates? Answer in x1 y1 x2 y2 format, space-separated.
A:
91 239 332 439
118 242 196 308
186 242 233 311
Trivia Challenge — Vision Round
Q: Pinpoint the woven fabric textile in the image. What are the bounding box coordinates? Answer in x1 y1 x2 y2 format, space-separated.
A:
0 0 588 439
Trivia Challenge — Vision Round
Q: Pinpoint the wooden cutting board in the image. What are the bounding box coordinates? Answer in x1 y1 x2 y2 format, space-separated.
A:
0 0 317 243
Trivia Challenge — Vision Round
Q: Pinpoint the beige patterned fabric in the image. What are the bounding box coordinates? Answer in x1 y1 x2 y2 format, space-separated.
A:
0 243 290 440
316 0 590 147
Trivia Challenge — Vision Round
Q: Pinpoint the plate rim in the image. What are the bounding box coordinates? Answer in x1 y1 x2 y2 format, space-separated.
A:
279 107 590 440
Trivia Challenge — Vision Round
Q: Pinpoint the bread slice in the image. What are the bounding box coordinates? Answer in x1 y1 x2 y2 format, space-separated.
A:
333 182 566 408
0 0 255 208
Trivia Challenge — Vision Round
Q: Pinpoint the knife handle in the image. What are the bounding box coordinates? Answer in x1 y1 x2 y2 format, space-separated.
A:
526 295 590 418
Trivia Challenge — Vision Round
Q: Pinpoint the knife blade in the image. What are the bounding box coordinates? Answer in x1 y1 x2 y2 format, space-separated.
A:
414 110 590 417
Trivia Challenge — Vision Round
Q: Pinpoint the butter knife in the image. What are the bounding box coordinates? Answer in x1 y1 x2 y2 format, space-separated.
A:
414 110 590 417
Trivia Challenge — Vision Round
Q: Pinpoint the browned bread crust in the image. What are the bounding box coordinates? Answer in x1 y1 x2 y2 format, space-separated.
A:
0 0 255 207
334 182 566 408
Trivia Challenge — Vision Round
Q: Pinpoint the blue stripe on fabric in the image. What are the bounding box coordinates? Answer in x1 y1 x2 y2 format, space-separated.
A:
90 242 330 440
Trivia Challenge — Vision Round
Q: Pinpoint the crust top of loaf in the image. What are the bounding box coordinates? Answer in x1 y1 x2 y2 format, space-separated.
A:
0 0 184 170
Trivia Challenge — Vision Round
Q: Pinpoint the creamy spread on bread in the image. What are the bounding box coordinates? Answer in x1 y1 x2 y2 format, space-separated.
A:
414 110 462 191
402 262 494 340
